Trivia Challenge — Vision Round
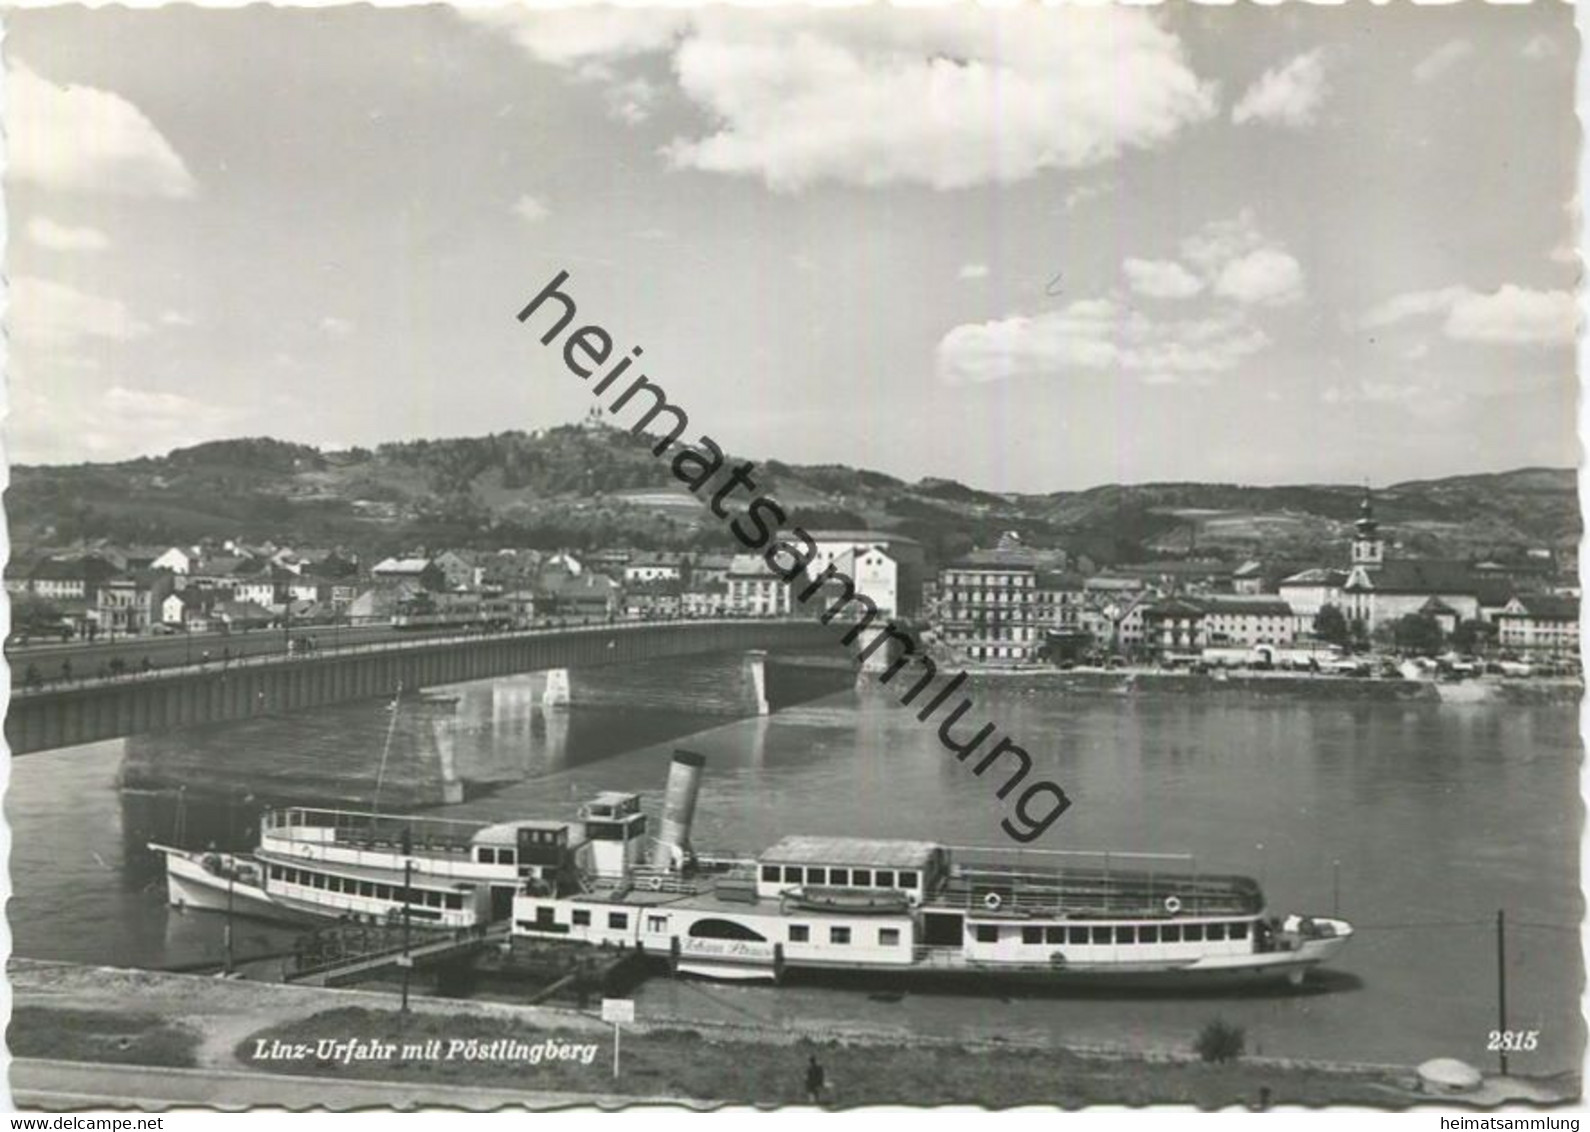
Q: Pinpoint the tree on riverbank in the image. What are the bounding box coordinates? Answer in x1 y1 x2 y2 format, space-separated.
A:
1392 613 1444 656
1451 618 1497 655
1312 605 1350 649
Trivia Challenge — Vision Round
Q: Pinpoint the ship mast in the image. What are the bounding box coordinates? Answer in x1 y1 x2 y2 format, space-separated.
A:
370 683 403 821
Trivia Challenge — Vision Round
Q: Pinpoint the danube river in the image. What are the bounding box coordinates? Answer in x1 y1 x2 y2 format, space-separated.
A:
9 672 1583 1073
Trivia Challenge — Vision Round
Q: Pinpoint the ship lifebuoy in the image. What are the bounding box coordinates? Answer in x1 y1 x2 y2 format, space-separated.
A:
984 892 1003 911
1164 896 1183 914
642 875 664 892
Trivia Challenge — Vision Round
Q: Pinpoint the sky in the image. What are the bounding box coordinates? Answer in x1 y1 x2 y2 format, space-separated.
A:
5 3 1580 493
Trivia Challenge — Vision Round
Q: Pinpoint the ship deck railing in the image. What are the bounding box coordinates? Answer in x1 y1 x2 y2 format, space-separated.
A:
929 860 1264 918
264 807 485 854
691 850 758 874
581 867 711 897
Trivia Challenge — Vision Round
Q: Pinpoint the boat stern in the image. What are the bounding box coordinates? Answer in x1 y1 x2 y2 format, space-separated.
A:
1291 914 1354 964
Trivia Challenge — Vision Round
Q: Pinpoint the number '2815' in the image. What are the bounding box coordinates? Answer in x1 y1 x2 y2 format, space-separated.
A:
1488 1030 1540 1052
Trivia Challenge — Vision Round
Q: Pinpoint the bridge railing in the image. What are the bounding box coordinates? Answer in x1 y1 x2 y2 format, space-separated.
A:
8 615 824 698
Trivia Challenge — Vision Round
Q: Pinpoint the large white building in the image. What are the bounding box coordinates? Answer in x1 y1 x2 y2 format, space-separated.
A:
1197 595 1303 647
726 555 791 617
1496 595 1580 657
1277 568 1347 620
936 546 1041 664
800 530 925 617
151 547 195 575
832 546 899 619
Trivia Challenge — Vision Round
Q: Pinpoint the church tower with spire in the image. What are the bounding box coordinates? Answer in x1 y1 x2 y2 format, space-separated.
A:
1351 489 1384 569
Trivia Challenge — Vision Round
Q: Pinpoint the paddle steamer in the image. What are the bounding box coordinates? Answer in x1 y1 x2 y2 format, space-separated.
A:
508 752 1354 988
153 751 1352 989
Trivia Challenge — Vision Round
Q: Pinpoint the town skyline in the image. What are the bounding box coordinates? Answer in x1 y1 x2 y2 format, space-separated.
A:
7 4 1579 492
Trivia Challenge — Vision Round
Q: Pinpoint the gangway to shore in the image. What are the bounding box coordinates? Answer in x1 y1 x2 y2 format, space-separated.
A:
285 923 508 988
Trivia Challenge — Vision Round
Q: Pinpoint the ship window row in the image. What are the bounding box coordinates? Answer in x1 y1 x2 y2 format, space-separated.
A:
475 847 517 865
974 921 1250 945
762 865 918 889
267 864 464 909
787 924 901 947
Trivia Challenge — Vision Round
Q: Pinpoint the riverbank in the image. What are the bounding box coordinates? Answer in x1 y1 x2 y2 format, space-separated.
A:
939 667 1583 706
10 960 1578 1109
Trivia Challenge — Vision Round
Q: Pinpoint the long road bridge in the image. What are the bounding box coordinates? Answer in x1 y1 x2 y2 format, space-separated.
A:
5 618 841 756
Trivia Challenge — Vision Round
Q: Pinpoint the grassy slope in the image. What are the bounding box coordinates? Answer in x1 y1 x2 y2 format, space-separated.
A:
226 1005 1412 1108
9 1006 201 1068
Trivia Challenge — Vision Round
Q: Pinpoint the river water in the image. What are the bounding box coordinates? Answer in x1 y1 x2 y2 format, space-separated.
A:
8 672 1583 1073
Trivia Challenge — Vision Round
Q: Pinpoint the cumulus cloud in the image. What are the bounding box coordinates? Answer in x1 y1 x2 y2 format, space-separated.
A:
1445 287 1577 344
1363 284 1576 345
10 275 151 349
10 65 196 198
937 210 1306 386
1064 181 1113 212
936 298 1267 387
605 76 660 124
26 216 110 252
463 7 692 67
513 194 550 223
1214 247 1305 306
1522 33 1561 61
1179 211 1266 274
1171 212 1305 305
1123 257 1204 300
958 263 990 281
1232 51 1328 129
472 8 1216 191
1413 39 1474 84
9 373 237 464
319 316 354 336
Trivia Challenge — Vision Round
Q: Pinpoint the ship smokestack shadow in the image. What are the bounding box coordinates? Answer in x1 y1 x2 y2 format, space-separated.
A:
651 749 706 869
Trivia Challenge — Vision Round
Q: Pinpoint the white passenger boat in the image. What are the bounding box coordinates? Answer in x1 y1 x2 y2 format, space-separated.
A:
509 752 1355 990
154 752 1353 992
150 808 579 931
151 844 294 922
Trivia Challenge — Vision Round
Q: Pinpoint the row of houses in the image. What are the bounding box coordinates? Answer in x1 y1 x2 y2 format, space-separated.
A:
927 496 1580 666
14 495 1576 659
9 546 365 638
7 529 930 638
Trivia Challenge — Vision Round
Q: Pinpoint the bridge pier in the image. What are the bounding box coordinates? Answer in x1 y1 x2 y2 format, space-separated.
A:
542 668 571 711
431 716 464 805
850 624 904 675
743 650 769 716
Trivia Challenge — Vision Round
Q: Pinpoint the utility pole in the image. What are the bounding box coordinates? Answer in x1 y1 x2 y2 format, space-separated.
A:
224 866 236 976
1496 908 1508 1076
401 826 414 1014
223 791 236 976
